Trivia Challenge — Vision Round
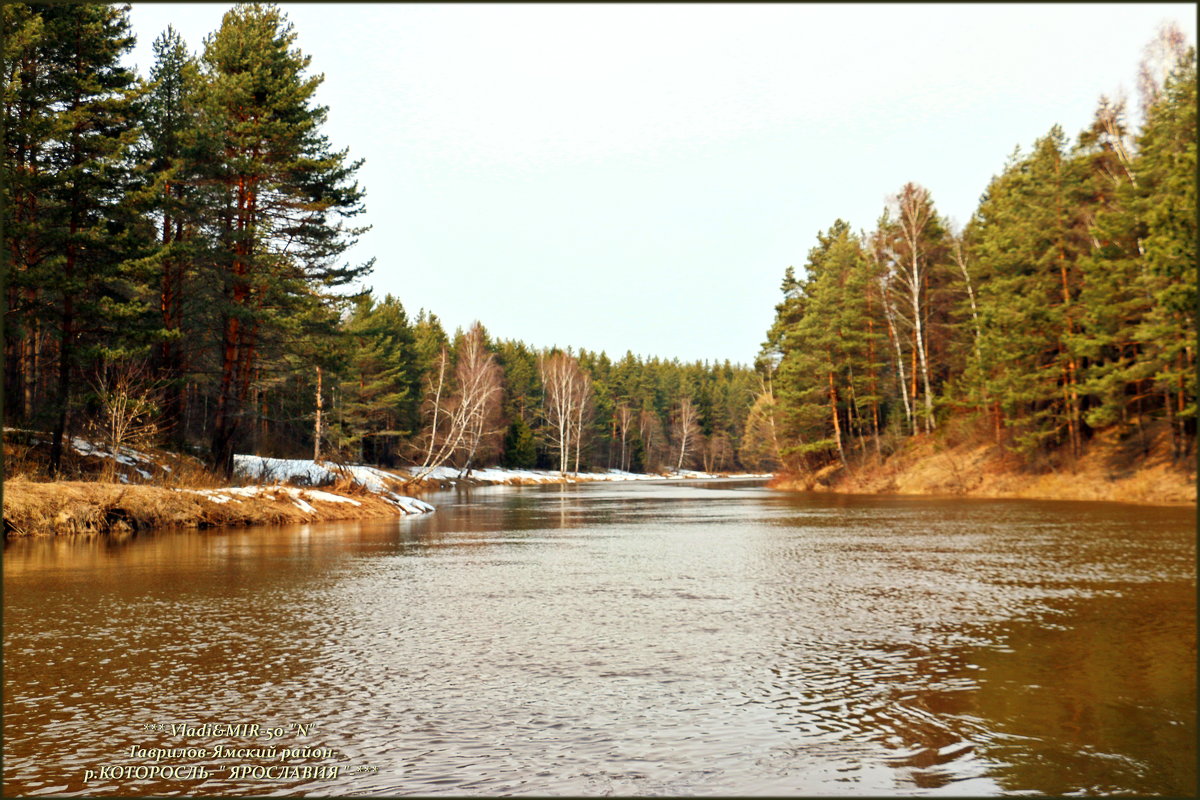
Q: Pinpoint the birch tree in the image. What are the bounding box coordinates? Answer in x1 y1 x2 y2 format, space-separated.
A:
540 351 592 475
889 183 940 433
867 220 914 434
453 323 504 476
738 390 782 471
614 402 635 471
411 322 502 480
671 395 702 470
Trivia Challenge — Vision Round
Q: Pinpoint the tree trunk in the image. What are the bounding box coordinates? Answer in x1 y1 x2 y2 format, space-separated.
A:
314 365 323 461
881 284 914 434
829 371 847 468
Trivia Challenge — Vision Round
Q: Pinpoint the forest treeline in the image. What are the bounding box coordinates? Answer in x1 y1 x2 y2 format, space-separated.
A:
2 3 762 479
4 5 1194 485
757 25 1196 475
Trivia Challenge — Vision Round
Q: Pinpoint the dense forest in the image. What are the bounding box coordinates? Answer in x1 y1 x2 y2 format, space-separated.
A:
3 5 1194 486
758 24 1196 476
2 3 762 479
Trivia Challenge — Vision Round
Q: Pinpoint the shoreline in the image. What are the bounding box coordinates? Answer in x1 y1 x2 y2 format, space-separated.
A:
1 467 773 536
8 440 1188 536
1 478 434 536
766 437 1196 508
767 476 1196 508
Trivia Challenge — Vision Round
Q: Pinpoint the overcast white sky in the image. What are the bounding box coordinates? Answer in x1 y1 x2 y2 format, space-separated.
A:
124 3 1196 365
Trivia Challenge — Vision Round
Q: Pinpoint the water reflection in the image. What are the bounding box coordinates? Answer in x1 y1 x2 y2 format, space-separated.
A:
3 481 1195 796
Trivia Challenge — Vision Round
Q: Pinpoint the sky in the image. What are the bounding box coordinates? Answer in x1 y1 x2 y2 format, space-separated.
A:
123 3 1196 366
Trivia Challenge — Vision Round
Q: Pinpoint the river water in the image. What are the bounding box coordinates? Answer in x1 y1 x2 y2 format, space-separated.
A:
3 479 1195 796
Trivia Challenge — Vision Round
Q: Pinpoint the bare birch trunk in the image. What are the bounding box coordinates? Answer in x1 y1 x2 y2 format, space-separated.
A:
313 366 323 462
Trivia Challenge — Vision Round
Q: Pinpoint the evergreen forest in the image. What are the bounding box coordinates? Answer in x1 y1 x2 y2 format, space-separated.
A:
758 25 1196 475
2 3 762 479
2 4 1195 485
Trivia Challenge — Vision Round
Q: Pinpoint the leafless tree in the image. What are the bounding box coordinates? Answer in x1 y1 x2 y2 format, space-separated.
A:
452 323 505 476
896 183 937 432
1138 21 1189 119
1092 94 1138 188
868 222 914 434
880 183 938 433
540 351 592 475
638 406 667 472
739 389 782 472
313 366 325 461
88 358 162 480
671 396 702 471
702 431 733 473
614 402 635 471
411 322 503 481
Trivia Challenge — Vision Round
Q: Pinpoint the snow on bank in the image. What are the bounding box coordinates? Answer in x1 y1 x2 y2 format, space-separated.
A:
186 484 433 516
232 455 434 516
232 455 403 492
405 465 774 485
229 454 771 512
69 437 167 479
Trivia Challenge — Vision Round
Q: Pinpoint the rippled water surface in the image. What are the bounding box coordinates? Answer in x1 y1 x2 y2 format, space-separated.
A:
4 480 1196 796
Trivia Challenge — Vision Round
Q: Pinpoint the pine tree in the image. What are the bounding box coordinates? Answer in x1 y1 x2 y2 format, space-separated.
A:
1074 97 1152 437
3 2 50 425
335 293 419 465
197 3 370 476
130 25 210 445
1 3 143 475
771 220 878 470
969 128 1093 460
1132 47 1197 458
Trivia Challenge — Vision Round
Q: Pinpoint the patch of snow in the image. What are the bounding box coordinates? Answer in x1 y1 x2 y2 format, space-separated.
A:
221 486 268 498
383 492 436 515
188 467 435 517
403 465 771 485
69 437 160 473
291 497 317 514
233 455 405 494
303 490 362 506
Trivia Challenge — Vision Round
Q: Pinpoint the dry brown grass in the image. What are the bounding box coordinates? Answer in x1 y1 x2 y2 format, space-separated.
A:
2 477 418 536
2 430 217 486
770 423 1196 507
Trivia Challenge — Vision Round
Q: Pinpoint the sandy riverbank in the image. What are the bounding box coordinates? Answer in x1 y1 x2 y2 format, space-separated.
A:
769 429 1195 507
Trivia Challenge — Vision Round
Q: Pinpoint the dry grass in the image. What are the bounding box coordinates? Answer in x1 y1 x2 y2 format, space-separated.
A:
2 430 432 536
2 477 418 536
770 423 1196 507
2 430 217 486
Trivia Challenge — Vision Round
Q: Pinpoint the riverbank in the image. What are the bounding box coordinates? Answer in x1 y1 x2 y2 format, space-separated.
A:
2 438 771 535
769 426 1196 506
405 464 774 486
2 477 435 536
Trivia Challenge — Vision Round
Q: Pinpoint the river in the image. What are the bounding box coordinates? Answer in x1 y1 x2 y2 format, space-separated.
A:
3 479 1195 796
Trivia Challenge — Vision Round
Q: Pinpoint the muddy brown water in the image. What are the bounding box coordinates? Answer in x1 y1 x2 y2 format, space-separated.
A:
3 479 1195 796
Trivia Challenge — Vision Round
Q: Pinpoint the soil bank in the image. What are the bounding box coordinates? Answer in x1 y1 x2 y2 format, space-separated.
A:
2 479 429 536
770 431 1196 507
